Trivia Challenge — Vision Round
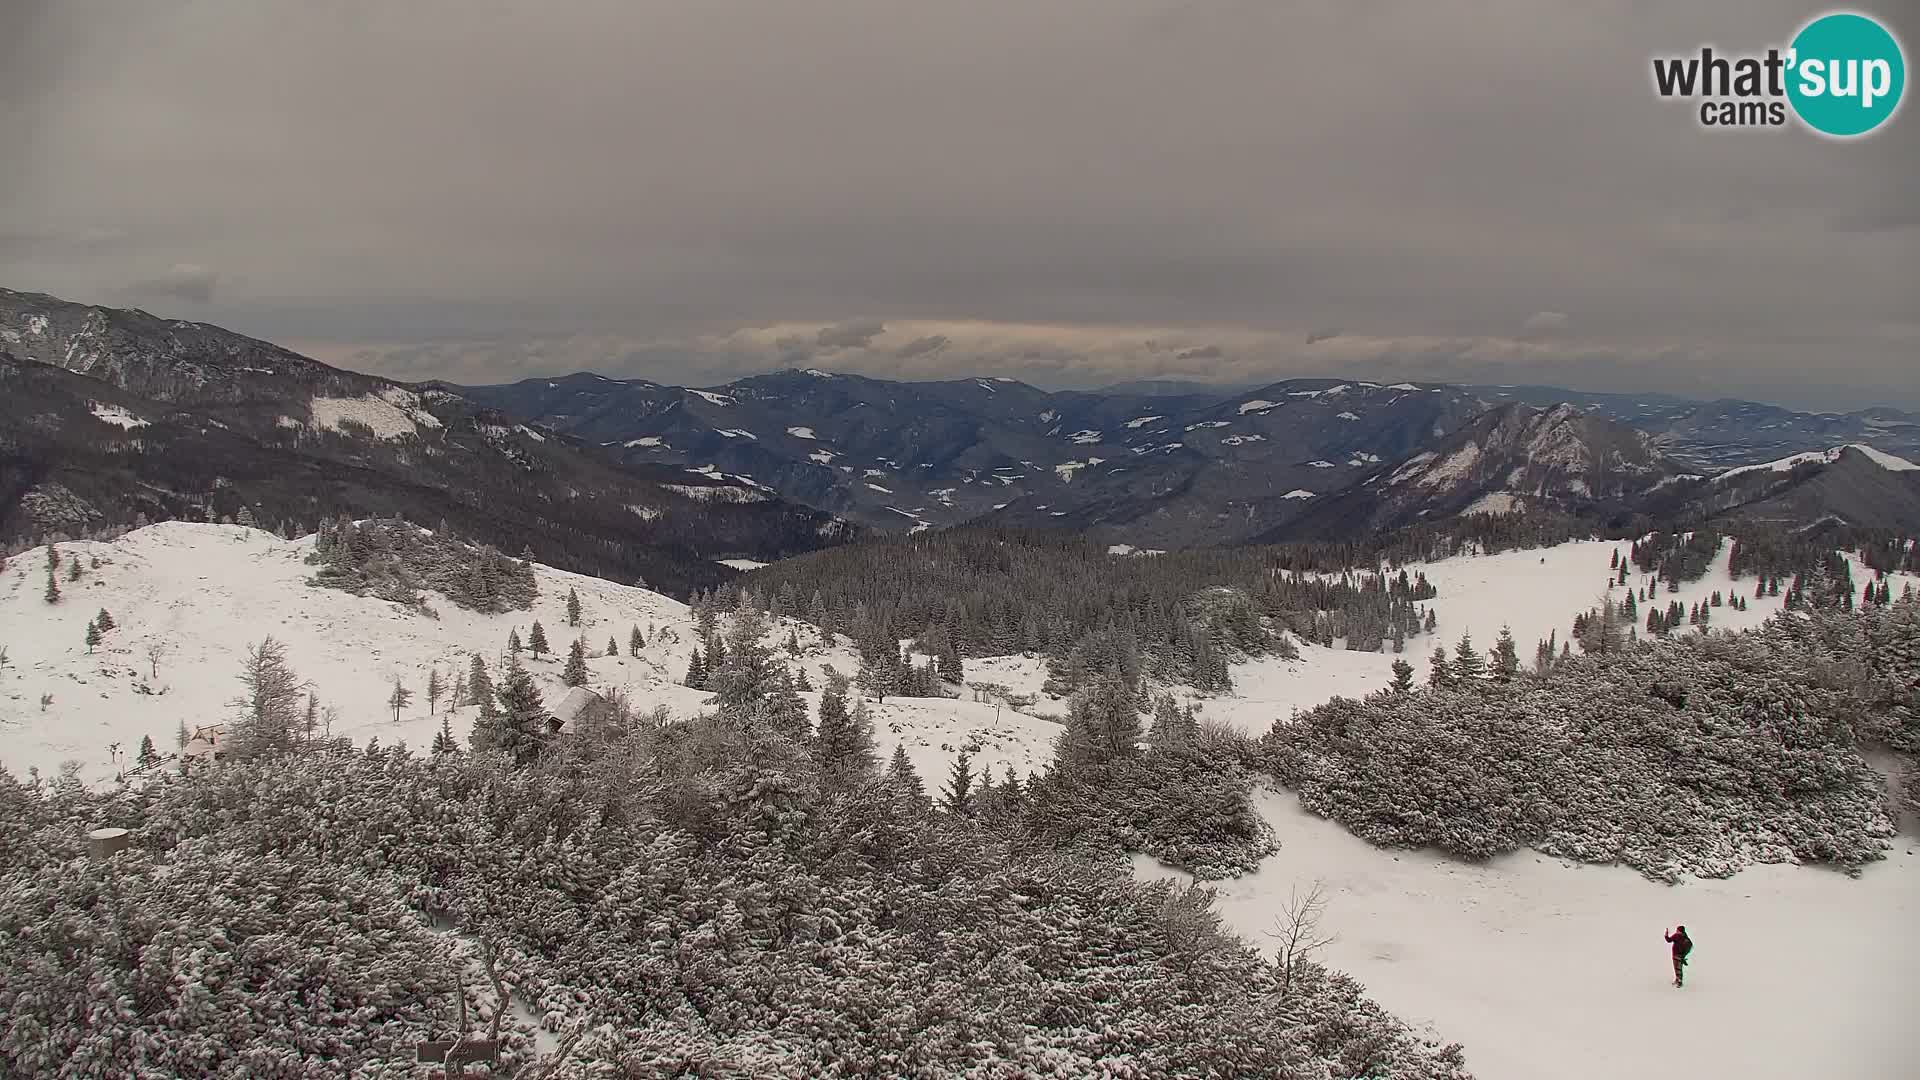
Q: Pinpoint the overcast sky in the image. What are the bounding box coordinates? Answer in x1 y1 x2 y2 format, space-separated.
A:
4 1 1914 409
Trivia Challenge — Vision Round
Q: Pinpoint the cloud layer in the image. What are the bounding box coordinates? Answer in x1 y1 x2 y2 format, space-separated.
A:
3 1 1914 409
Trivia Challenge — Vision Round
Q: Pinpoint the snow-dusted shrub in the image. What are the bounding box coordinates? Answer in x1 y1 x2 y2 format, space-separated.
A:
0 734 1472 1079
1268 603 1917 882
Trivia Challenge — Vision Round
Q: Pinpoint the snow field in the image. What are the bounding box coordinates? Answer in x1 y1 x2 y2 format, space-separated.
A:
1136 786 1918 1080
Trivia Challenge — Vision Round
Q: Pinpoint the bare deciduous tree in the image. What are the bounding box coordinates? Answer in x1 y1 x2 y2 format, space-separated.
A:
1265 879 1337 1001
143 639 167 680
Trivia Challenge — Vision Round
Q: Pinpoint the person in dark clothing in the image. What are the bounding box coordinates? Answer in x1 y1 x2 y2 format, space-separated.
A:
1664 925 1693 987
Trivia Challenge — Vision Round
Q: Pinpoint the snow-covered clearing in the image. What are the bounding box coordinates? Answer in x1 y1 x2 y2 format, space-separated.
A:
89 402 148 429
308 389 438 440
716 558 768 571
1136 785 1917 1080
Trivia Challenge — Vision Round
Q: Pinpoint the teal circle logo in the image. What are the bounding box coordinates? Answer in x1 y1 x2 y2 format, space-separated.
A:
1786 12 1906 137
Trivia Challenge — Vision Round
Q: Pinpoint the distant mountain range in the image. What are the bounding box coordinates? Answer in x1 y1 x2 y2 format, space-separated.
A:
446 371 1486 547
5 286 1919 568
1468 384 1920 470
0 288 849 595
456 368 1920 544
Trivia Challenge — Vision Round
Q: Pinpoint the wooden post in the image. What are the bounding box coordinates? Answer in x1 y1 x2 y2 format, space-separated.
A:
87 827 131 860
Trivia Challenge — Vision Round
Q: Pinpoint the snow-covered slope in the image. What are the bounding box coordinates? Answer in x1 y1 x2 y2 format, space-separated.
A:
1137 785 1916 1080
0 523 1060 786
1186 537 1893 735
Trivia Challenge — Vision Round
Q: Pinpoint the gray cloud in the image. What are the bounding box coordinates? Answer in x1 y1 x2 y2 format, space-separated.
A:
1 0 1914 410
815 318 886 350
1305 329 1341 345
1521 311 1570 334
895 334 949 359
1175 344 1223 361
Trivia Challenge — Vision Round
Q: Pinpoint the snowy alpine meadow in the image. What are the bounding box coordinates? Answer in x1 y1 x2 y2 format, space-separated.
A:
1 521 1915 1077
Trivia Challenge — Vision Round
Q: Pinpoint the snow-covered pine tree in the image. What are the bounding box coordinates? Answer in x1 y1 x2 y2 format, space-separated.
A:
766 668 810 739
477 654 548 765
44 561 59 604
685 647 707 689
885 744 927 804
388 678 412 722
1427 646 1454 688
468 653 497 718
136 735 159 769
566 587 581 627
562 638 590 687
1452 632 1486 680
1149 692 1190 749
1056 675 1143 770
794 666 813 692
508 627 523 655
95 608 115 632
84 620 101 653
938 640 964 683
425 668 443 714
605 635 618 658
432 714 458 754
528 621 549 656
1489 627 1520 681
629 626 644 656
1389 658 1415 694
67 558 81 582
941 749 976 815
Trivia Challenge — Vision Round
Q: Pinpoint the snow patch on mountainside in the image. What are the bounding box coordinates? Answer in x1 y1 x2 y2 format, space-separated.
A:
786 426 816 440
89 402 147 430
1123 415 1164 429
309 389 437 440
663 484 770 503
1053 458 1105 482
1464 491 1521 515
623 436 665 448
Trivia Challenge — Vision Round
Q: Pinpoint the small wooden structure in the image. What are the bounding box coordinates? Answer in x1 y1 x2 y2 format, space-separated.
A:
181 724 227 767
87 827 131 860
